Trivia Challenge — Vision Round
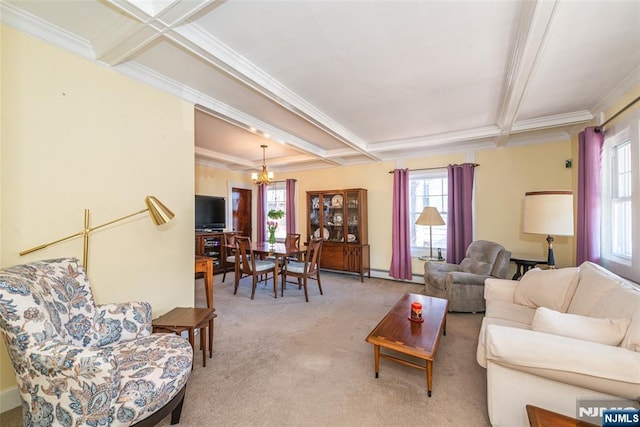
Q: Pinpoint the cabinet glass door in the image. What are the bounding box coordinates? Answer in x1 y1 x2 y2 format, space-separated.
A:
309 193 322 240
346 191 360 243
323 192 344 242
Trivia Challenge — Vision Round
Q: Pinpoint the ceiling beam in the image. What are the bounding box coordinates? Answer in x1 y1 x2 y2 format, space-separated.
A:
91 0 369 164
95 0 219 65
169 24 381 161
495 0 558 146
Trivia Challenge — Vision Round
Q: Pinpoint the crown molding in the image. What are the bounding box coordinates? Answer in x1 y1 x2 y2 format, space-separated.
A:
592 64 640 121
195 157 234 170
380 140 496 162
368 126 501 153
194 147 256 168
511 110 593 132
0 2 94 59
504 130 571 147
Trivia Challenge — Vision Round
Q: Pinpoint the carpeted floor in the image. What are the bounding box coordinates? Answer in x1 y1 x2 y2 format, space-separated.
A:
0 271 490 427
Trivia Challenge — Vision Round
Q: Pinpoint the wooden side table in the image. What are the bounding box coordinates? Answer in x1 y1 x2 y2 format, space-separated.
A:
152 307 216 368
511 256 547 280
526 405 598 427
195 256 214 309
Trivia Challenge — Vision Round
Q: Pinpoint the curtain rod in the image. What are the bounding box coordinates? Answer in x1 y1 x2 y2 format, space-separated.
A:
596 95 640 132
387 163 479 174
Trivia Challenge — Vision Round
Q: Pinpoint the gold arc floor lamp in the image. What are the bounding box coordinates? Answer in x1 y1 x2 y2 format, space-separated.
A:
415 207 446 260
522 190 574 268
20 196 175 272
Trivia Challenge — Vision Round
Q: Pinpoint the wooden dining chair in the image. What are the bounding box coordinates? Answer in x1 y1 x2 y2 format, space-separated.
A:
263 233 301 277
281 238 324 302
222 232 238 283
284 233 302 261
234 236 277 299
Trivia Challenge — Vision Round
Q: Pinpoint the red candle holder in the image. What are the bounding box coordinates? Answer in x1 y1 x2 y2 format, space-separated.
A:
409 301 424 323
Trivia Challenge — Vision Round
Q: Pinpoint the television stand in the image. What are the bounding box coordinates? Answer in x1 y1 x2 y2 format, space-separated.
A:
195 231 233 274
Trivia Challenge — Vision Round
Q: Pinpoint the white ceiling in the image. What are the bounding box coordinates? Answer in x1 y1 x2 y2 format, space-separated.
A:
3 0 639 174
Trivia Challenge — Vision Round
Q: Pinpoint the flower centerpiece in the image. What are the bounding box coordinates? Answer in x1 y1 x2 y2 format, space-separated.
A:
267 209 285 245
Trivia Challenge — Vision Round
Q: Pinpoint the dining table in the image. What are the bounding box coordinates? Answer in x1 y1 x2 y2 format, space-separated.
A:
250 241 307 298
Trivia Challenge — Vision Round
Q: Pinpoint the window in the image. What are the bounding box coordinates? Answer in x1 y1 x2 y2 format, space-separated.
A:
611 140 632 258
266 182 287 241
601 110 639 282
409 170 448 258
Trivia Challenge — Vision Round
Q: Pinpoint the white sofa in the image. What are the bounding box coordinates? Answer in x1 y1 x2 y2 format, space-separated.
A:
476 261 640 426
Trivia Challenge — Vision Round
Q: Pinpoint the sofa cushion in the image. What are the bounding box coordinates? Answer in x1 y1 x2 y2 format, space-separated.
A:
476 315 532 368
531 307 631 346
486 300 537 325
589 282 640 352
513 267 579 312
567 262 623 315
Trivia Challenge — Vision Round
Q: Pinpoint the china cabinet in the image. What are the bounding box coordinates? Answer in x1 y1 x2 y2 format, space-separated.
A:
306 188 370 281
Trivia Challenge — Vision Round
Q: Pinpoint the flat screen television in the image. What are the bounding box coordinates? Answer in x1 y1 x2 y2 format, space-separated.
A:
195 195 226 231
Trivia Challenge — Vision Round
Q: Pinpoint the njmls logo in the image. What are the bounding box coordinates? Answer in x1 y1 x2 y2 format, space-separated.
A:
577 399 640 425
602 409 640 427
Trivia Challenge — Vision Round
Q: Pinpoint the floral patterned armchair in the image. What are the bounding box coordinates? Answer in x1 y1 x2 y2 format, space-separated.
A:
0 258 193 426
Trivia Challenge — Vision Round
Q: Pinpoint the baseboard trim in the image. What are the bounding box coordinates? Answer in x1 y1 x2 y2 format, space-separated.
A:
368 268 426 285
0 387 21 413
313 268 425 285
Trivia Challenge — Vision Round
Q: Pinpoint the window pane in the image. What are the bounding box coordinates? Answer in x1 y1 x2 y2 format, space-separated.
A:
611 199 632 257
616 142 631 198
409 172 447 257
266 183 287 240
609 140 632 258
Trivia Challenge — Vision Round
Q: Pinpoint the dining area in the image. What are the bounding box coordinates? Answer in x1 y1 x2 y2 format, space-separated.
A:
222 233 324 302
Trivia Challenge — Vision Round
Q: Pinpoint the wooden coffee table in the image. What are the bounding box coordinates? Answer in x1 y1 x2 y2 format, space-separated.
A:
365 293 448 396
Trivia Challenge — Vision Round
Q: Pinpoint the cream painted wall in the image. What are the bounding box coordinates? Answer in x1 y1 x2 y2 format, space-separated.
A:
197 146 577 281
475 141 575 268
0 26 194 397
195 163 249 196
248 154 465 279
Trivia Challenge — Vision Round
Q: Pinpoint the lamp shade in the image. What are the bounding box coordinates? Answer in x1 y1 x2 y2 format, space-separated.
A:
523 191 574 236
415 207 445 226
145 196 175 225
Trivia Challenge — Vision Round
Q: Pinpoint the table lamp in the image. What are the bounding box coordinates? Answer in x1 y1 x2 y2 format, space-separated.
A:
522 191 574 268
416 207 445 260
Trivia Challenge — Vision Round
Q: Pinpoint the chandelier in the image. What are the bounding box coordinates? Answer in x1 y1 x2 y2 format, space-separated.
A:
251 144 274 185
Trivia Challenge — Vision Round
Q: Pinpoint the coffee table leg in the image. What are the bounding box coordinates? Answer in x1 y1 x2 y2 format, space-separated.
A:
374 345 380 378
426 360 433 397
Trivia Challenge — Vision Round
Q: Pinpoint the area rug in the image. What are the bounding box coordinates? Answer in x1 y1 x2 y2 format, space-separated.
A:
0 271 490 427
157 271 491 426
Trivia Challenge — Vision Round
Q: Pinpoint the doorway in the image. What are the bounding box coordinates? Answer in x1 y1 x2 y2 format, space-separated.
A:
232 187 252 238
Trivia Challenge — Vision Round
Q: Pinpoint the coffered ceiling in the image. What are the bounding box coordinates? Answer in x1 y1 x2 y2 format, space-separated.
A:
3 0 639 174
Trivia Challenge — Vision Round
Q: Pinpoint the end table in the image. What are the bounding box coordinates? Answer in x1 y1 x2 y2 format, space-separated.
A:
153 307 216 368
511 256 548 280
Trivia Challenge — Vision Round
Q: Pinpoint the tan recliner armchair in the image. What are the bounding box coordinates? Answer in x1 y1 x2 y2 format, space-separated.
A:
424 240 511 312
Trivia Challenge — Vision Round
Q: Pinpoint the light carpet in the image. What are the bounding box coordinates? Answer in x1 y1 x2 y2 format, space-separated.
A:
1 271 490 427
